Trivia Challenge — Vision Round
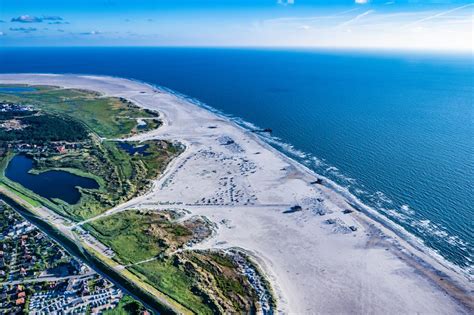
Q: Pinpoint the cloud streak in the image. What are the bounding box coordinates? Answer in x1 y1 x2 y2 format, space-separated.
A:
48 21 70 25
11 15 66 24
42 16 63 21
2 4 471 52
78 30 101 35
9 27 37 33
337 10 374 27
402 3 474 28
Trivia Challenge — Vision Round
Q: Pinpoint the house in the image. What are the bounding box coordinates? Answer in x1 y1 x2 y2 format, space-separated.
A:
56 145 67 154
15 298 25 305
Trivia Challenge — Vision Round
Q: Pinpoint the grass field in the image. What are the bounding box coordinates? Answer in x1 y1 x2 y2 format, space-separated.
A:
0 85 160 139
85 210 261 314
129 260 213 314
85 210 196 264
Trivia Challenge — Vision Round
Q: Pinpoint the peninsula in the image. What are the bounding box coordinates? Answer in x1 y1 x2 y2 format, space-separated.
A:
0 74 472 314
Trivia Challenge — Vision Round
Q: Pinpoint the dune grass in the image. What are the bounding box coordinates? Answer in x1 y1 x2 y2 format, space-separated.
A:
0 85 159 139
84 210 194 264
85 210 261 314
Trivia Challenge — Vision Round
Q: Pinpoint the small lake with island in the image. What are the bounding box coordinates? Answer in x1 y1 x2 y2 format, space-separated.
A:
118 142 150 156
5 155 99 204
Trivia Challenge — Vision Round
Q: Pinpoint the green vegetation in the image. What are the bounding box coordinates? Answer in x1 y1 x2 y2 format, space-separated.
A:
0 85 180 220
30 138 180 219
0 154 44 208
129 259 212 314
85 210 197 264
0 85 273 313
103 295 147 315
85 210 261 314
0 113 89 143
0 85 160 138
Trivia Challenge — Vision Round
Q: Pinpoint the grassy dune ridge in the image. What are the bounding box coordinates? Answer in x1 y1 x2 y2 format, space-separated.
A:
85 210 265 314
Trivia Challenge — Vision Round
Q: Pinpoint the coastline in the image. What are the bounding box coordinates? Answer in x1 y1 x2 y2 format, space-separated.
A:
126 76 473 280
0 73 472 314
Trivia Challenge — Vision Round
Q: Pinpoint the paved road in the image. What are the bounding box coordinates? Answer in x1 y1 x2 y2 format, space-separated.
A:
0 271 96 286
75 202 291 227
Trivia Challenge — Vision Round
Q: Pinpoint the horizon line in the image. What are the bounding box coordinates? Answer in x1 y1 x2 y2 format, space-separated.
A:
0 45 473 57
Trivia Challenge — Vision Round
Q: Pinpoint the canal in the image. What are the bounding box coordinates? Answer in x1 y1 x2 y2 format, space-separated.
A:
0 193 174 315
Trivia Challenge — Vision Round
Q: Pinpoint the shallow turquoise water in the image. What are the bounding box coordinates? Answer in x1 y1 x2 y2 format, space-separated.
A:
0 47 472 272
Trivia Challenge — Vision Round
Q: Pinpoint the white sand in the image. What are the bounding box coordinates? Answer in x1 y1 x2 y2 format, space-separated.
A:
1 74 471 314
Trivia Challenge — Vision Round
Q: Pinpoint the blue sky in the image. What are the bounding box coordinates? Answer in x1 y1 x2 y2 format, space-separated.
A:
0 0 472 51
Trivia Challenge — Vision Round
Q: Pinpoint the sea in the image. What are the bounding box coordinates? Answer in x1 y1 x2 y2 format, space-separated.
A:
0 47 472 275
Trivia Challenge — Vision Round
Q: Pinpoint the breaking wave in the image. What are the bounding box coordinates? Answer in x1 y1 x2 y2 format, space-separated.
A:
140 79 473 278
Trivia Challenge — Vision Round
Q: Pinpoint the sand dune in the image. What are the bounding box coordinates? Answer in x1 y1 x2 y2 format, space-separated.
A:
0 74 471 314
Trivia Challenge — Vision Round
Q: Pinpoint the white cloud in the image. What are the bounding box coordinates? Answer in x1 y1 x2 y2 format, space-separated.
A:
278 0 295 6
11 15 43 23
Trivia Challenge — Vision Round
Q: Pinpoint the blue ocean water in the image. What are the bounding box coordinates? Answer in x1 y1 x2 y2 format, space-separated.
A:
0 47 472 273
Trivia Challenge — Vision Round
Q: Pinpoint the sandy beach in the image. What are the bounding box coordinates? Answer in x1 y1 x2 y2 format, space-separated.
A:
0 73 472 314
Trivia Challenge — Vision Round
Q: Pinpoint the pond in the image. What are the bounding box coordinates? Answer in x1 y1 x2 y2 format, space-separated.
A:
5 155 99 204
118 142 150 156
0 86 37 94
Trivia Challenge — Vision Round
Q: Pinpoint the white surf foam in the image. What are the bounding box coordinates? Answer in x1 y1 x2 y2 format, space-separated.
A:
130 77 473 278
